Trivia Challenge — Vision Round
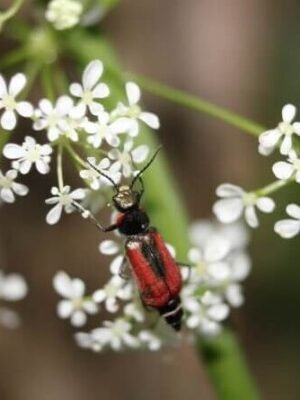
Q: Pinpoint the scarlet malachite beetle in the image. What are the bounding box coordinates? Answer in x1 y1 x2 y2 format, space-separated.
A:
82 148 183 331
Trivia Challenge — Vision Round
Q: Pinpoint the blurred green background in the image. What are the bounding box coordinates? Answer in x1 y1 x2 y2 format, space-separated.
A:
1 0 300 399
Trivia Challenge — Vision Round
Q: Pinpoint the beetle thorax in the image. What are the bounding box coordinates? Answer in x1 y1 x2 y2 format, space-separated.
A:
113 185 139 211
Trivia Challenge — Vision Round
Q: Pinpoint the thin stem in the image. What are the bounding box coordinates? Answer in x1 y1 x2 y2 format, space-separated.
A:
129 73 265 137
64 142 87 169
255 177 294 197
0 0 24 32
57 144 64 191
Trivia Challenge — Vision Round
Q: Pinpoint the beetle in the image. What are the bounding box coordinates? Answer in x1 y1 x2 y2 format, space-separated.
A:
79 148 183 331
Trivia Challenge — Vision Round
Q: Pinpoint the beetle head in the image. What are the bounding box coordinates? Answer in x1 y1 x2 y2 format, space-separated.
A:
112 185 140 211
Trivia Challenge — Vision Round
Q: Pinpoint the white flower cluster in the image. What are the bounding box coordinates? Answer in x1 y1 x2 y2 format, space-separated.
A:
53 219 251 352
45 0 83 30
0 60 159 223
0 270 28 329
213 104 300 238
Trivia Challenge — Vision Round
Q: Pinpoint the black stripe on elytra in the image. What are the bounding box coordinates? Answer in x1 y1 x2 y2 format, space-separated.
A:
141 239 166 278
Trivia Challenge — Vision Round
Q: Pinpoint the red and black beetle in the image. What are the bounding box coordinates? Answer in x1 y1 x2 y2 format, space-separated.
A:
84 149 183 331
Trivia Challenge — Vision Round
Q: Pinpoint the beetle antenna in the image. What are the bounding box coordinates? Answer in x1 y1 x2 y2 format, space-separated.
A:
130 145 162 188
86 159 119 191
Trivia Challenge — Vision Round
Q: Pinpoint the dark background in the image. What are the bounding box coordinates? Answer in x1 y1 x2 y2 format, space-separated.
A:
0 1 300 399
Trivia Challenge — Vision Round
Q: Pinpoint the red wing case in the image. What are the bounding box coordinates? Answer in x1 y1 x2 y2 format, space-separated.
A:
125 230 182 308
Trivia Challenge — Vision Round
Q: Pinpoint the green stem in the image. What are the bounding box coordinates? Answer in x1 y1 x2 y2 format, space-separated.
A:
199 327 260 400
57 144 64 191
129 73 265 137
255 177 294 197
0 0 24 32
64 30 261 399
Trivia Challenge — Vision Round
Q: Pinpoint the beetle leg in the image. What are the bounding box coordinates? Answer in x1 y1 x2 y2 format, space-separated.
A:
72 201 118 232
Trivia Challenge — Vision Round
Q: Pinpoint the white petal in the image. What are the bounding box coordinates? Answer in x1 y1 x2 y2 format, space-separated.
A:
39 99 53 114
207 303 229 321
126 82 141 105
83 300 98 314
282 104 296 123
110 255 124 275
93 289 106 303
92 83 110 98
139 112 160 129
110 118 132 134
56 96 73 115
216 183 244 198
16 101 33 117
53 271 73 298
259 129 281 148
83 60 103 90
207 262 231 281
286 203 300 219
71 310 87 327
1 188 15 203
274 219 300 238
69 83 83 97
71 278 85 298
256 197 275 213
19 160 32 174
106 297 118 313
3 143 25 159
187 248 202 263
57 300 73 318
12 182 29 196
36 160 49 175
46 204 63 225
1 110 16 130
0 274 27 301
293 122 300 135
272 161 294 180
280 135 292 155
226 284 244 307
132 145 149 163
231 253 251 281
9 73 26 96
258 143 275 156
245 206 259 228
99 240 119 255
0 75 7 96
204 236 230 262
71 188 86 200
213 198 244 223
89 101 104 116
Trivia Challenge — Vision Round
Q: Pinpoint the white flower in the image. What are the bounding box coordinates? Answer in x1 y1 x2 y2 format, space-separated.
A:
75 330 106 352
91 319 139 351
272 150 300 182
82 157 121 189
189 220 249 252
46 0 83 30
213 183 275 228
0 73 33 131
108 140 149 178
274 204 300 239
3 136 52 175
53 271 98 327
45 185 86 225
0 169 29 203
0 270 28 301
112 82 160 136
186 237 231 285
57 111 85 142
93 275 132 313
33 96 73 141
84 111 131 148
138 330 161 351
259 104 300 155
183 289 229 336
69 60 109 117
80 158 110 190
124 302 145 322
